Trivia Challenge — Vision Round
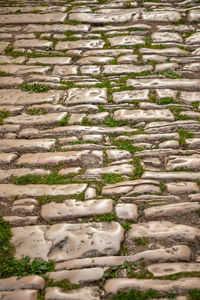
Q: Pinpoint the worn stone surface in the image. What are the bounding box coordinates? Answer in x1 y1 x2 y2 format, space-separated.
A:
1 1 200 298
0 275 45 291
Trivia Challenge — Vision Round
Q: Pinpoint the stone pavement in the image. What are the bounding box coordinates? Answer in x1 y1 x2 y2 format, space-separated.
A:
0 0 200 299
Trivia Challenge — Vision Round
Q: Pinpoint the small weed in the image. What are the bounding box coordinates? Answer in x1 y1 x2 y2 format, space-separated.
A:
172 18 187 25
188 289 200 300
135 237 149 246
92 213 117 222
113 289 162 300
20 83 50 93
82 117 93 126
58 114 70 126
0 71 7 76
0 110 10 125
121 246 129 256
47 279 80 291
113 140 134 153
178 129 194 147
159 182 165 193
101 174 125 184
104 117 128 127
195 209 200 216
157 97 178 105
27 108 48 115
37 195 67 206
121 221 133 231
132 157 145 179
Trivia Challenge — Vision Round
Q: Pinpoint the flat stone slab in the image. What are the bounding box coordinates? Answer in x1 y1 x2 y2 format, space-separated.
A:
166 155 200 171
113 90 149 103
65 88 107 105
141 11 182 22
102 64 152 75
0 13 67 24
0 290 37 300
0 184 87 198
114 109 174 123
0 168 50 182
0 275 45 291
166 182 199 194
25 24 90 33
11 222 124 261
14 39 53 49
142 171 200 181
56 40 105 50
0 65 50 75
0 139 55 152
69 12 133 23
5 112 67 125
0 77 23 87
0 89 61 105
152 32 182 43
85 164 133 176
41 199 113 221
147 263 200 277
17 151 102 167
187 9 200 22
0 41 9 53
0 153 17 164
108 35 145 47
45 286 100 300
127 79 200 90
128 221 200 241
55 245 191 270
27 57 72 65
144 202 200 219
104 277 200 294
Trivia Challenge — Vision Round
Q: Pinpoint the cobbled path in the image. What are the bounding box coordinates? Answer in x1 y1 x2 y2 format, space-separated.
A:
0 0 200 299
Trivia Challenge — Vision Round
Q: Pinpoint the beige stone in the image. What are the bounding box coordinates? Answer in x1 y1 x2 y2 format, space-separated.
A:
0 168 50 182
0 41 9 53
69 12 133 23
0 184 87 198
53 65 78 75
0 77 23 87
25 24 90 33
106 149 131 161
0 153 17 164
65 88 107 105
141 11 181 22
142 171 200 181
114 109 174 123
166 155 200 171
148 262 200 277
85 164 133 176
0 13 67 24
27 57 72 65
77 56 113 65
152 32 182 43
103 64 152 74
0 65 50 75
4 216 38 226
128 221 200 241
45 286 100 300
56 40 104 50
144 202 200 219
104 277 200 294
17 151 102 167
5 112 67 125
0 275 45 291
48 268 104 284
0 55 26 64
166 182 199 194
116 203 138 220
41 199 113 221
0 290 37 300
11 222 124 261
113 90 149 103
0 139 55 152
14 39 53 49
108 35 145 47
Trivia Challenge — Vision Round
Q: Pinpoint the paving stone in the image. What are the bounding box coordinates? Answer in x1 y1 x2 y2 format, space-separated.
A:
148 262 200 277
0 275 45 291
141 11 182 22
103 64 152 75
55 245 191 270
108 35 145 47
140 47 189 56
11 222 124 261
180 91 200 103
114 109 174 123
0 139 55 152
0 89 61 105
77 56 113 65
65 88 107 105
85 164 133 176
80 65 101 75
117 55 138 63
0 168 50 182
128 221 200 241
56 40 105 50
155 63 179 72
0 289 37 300
5 112 67 125
0 153 17 164
166 155 200 171
144 202 200 219
0 77 23 87
128 184 161 195
156 89 178 99
0 55 26 64
25 24 90 33
166 182 199 194
69 12 133 23
115 203 138 221
121 133 179 143
186 32 200 44
12 205 35 214
83 49 133 57
14 39 53 49
45 286 100 300
41 199 113 221
152 32 183 43
48 268 104 284
0 65 50 75
106 149 131 161
0 13 67 24
27 57 72 65
127 79 200 90
53 65 78 76
159 140 179 149
0 184 87 199
87 112 109 122
186 138 200 149
113 90 149 103
104 277 200 294
17 151 103 167
142 171 200 181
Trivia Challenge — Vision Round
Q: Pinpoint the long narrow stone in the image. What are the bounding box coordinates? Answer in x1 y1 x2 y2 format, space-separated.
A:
0 275 45 291
0 184 87 198
147 263 200 277
0 13 67 24
45 287 100 300
0 139 55 152
4 112 67 125
142 171 200 181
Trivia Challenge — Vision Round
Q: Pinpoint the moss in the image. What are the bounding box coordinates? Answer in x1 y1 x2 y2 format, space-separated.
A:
20 83 50 93
178 129 194 147
0 110 10 125
27 108 48 115
113 289 162 300
101 173 125 184
47 279 80 291
134 237 149 246
92 213 117 222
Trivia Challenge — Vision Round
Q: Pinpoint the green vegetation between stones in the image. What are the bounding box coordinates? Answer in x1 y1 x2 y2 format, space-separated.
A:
0 216 54 278
20 83 51 93
0 110 10 125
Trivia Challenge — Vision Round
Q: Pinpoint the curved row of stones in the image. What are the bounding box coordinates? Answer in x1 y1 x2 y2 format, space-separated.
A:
1 0 200 299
